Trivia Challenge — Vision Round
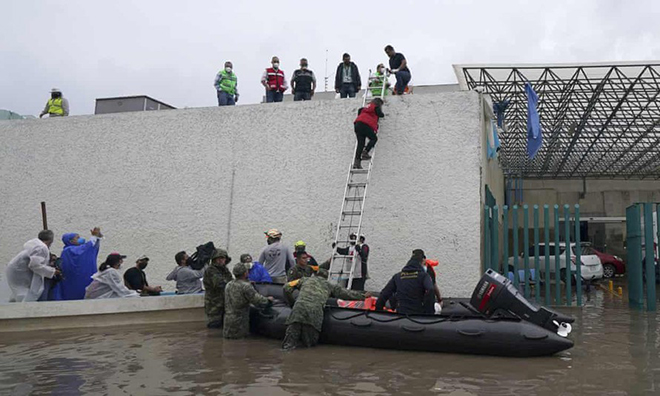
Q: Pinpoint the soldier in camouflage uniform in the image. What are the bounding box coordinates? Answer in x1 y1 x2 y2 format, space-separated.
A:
203 248 234 328
287 251 328 281
282 274 370 350
223 262 273 339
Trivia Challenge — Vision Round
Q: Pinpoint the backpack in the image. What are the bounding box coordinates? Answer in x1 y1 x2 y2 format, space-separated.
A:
188 241 216 270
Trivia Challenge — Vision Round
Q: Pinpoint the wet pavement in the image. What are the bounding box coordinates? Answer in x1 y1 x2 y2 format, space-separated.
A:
1 283 659 395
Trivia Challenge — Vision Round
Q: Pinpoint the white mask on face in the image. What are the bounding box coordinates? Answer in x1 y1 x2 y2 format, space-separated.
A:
272 62 279 69
225 67 232 73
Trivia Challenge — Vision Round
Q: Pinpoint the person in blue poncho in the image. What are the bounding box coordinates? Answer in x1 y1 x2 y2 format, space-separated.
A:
51 227 103 300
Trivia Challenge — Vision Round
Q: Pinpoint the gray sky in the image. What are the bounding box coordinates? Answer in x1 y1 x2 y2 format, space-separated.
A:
2 0 660 116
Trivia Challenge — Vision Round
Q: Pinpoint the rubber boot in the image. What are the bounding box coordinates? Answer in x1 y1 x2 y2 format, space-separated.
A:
353 159 362 169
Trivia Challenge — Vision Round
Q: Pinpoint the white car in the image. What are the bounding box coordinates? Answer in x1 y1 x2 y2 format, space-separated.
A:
507 242 603 282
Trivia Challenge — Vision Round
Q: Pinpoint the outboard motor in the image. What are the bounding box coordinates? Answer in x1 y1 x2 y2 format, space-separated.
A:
470 269 572 337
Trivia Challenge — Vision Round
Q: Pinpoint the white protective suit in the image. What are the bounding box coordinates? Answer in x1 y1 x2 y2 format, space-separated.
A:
84 267 139 299
5 238 55 302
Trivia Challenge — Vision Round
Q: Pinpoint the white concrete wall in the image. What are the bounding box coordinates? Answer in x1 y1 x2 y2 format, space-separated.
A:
0 91 483 299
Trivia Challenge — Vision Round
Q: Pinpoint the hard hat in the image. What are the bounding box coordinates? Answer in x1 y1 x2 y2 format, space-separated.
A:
265 229 282 238
294 240 306 248
50 88 61 93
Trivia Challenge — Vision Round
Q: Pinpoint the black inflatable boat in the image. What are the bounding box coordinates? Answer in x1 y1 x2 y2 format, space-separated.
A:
250 271 574 357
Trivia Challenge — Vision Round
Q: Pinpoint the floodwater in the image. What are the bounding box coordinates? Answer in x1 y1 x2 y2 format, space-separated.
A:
1 283 659 396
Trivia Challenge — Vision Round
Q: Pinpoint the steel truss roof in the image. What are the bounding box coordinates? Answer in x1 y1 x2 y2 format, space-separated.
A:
454 62 660 179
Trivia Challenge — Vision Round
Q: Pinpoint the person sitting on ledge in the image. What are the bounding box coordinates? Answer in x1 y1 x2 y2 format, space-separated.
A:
85 253 139 299
124 255 163 296
166 251 205 294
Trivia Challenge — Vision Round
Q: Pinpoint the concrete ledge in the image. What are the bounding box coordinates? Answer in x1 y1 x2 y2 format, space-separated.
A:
0 295 205 332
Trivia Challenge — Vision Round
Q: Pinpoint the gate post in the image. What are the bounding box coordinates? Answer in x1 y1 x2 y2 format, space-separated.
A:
643 203 656 311
492 206 499 272
484 206 491 272
543 205 551 306
533 205 540 302
626 204 644 309
574 204 582 306
564 204 572 306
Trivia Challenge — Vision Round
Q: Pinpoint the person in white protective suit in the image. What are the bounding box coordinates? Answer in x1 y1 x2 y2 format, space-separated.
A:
5 230 59 302
84 253 139 299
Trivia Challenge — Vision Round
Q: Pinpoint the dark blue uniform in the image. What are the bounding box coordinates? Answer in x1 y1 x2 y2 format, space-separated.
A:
376 259 434 314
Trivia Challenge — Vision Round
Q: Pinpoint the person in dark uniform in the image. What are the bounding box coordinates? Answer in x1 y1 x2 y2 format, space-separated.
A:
375 249 434 314
291 58 316 101
384 45 411 95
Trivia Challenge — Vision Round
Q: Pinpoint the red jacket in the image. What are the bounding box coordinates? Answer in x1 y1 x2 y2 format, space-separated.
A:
354 102 382 132
265 68 286 92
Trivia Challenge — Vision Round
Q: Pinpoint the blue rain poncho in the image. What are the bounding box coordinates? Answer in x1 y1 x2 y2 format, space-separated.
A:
52 233 101 300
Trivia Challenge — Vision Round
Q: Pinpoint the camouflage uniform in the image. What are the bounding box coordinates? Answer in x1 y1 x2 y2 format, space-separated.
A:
223 279 271 339
286 264 329 282
204 257 234 328
282 275 366 349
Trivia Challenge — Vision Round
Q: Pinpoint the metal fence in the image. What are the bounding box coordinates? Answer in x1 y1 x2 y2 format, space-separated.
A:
484 204 583 307
626 203 659 311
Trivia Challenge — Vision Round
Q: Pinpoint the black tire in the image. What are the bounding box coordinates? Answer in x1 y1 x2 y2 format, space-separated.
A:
602 264 616 279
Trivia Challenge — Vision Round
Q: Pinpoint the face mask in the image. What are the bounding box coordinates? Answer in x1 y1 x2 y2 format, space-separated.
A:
378 68 384 74
301 64 308 69
350 240 357 245
272 62 279 69
225 67 232 73
77 237 86 245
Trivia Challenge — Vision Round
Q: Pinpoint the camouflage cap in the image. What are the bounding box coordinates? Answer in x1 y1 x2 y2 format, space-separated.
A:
212 248 229 260
232 262 249 277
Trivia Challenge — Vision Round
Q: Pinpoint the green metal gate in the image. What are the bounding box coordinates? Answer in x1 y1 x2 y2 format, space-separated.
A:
625 203 659 311
484 204 583 307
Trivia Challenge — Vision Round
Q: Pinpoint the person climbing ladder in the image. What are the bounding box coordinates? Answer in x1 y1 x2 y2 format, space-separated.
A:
353 98 384 169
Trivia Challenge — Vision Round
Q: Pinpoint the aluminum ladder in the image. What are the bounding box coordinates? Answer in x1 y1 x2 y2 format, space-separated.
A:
328 69 388 288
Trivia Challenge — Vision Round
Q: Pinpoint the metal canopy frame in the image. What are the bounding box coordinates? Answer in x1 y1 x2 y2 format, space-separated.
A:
454 62 660 179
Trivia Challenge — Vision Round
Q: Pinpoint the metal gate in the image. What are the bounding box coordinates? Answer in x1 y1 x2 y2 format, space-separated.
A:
625 203 659 311
484 204 583 307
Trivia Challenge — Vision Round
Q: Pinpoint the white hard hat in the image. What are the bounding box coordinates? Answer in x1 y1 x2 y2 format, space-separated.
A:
50 88 61 93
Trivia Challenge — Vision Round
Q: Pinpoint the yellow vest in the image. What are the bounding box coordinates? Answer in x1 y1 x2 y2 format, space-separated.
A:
47 98 64 115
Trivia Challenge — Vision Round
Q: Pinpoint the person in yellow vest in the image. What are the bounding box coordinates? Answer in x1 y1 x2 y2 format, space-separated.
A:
214 61 239 106
39 88 69 118
369 64 390 98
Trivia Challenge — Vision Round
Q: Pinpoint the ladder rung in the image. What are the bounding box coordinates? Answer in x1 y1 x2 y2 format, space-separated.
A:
342 211 361 216
345 196 364 201
339 225 360 229
348 182 367 188
350 168 369 174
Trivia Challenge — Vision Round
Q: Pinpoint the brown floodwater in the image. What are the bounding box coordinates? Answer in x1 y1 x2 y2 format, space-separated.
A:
1 282 659 396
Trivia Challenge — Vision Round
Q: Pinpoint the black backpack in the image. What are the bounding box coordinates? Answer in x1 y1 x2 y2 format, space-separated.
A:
188 241 216 270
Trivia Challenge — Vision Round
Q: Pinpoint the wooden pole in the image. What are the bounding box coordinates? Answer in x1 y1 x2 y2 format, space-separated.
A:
41 201 48 230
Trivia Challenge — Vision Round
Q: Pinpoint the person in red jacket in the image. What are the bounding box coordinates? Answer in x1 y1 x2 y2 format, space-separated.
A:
352 98 385 169
261 56 288 103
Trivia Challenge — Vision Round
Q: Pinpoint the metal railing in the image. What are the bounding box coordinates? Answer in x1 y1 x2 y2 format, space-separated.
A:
625 203 659 311
484 204 583 307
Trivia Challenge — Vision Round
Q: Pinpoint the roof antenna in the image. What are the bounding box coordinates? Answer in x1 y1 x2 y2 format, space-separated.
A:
324 49 328 92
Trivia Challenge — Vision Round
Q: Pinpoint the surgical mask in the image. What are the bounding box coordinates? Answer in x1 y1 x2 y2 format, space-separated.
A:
225 67 232 73
77 237 86 245
350 240 357 245
378 68 384 74
272 62 279 69
301 64 308 69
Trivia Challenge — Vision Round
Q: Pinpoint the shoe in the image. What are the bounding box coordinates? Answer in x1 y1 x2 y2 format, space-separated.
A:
361 151 372 160
353 160 362 169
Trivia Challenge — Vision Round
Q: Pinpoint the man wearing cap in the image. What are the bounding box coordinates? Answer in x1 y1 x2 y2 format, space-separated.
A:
223 262 274 339
203 248 234 328
293 240 319 267
123 256 163 296
287 251 328 282
240 254 272 283
375 249 434 315
39 88 69 117
258 229 295 284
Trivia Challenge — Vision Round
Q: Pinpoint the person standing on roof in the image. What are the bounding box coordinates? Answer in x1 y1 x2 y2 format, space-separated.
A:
258 229 295 283
352 97 385 169
214 61 239 106
39 88 69 117
334 233 366 290
369 64 390 98
334 53 362 98
261 56 288 103
384 45 411 95
291 58 316 101
375 249 434 314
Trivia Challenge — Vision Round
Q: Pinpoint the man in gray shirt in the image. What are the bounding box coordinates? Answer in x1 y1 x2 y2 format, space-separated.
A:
258 229 295 284
166 251 205 294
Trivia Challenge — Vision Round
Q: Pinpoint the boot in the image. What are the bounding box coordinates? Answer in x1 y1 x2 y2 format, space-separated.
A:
353 159 362 169
361 150 372 160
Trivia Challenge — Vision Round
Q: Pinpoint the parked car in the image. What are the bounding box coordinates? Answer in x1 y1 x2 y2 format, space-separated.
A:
585 247 625 278
507 242 603 283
